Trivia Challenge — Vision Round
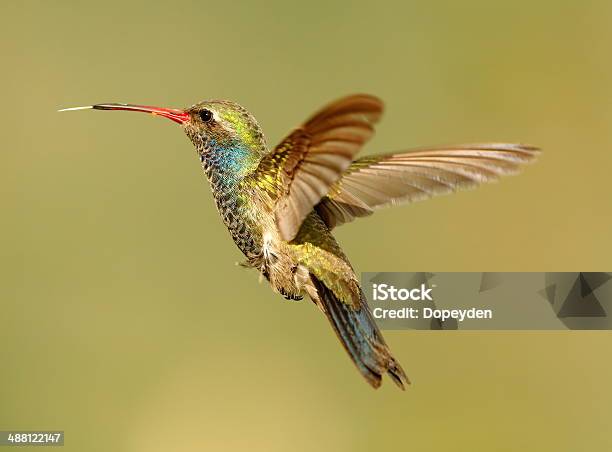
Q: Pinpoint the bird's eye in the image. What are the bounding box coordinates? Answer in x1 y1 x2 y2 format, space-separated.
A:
199 109 213 123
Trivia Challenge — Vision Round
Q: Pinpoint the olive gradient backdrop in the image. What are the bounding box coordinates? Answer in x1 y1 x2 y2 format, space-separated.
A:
2 1 611 451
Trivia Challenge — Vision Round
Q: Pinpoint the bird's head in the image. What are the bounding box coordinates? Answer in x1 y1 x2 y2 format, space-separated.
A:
59 100 267 158
183 100 267 156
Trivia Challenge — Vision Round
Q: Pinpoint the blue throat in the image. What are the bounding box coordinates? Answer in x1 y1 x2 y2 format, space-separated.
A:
200 140 259 190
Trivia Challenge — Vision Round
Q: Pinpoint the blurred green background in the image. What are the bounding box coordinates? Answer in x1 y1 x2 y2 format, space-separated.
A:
2 1 611 451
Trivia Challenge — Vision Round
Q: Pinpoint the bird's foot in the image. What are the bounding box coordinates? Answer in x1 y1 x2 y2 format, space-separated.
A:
278 287 304 301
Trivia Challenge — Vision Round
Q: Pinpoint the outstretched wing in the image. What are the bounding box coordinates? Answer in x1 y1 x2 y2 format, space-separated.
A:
251 94 384 241
316 143 540 229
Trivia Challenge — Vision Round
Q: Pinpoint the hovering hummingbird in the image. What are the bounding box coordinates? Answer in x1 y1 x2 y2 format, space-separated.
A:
60 95 539 389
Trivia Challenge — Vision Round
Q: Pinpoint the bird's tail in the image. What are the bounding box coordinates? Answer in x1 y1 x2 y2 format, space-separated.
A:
310 275 409 389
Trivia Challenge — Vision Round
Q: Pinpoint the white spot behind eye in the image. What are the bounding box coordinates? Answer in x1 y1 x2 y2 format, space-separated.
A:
214 111 236 133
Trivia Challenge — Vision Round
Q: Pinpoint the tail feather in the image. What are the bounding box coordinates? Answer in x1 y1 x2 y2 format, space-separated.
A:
310 275 409 389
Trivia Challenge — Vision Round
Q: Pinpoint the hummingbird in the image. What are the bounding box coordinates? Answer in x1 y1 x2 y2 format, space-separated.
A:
60 95 539 389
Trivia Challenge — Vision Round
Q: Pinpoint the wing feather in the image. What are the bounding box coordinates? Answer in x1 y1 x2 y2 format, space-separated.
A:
248 94 384 241
316 143 540 228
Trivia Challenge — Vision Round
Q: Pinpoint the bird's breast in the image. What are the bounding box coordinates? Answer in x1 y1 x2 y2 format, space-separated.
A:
208 178 277 263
